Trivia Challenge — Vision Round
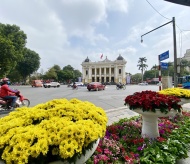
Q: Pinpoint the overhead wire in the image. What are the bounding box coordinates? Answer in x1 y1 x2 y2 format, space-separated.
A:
145 0 190 57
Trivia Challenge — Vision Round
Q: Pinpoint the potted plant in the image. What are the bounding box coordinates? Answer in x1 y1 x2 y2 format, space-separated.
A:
0 98 108 164
124 90 182 138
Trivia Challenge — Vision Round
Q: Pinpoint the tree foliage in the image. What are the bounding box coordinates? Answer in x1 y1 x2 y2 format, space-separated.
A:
16 48 40 82
42 65 82 83
131 73 142 84
0 23 27 76
137 57 148 82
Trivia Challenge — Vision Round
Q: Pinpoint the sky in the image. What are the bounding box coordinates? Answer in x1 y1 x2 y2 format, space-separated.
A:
0 0 190 75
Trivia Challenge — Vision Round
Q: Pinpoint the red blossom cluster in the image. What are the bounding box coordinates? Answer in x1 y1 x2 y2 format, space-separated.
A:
124 90 182 113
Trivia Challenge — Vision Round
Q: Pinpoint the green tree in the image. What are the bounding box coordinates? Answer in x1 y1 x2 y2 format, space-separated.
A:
131 73 142 84
180 59 190 76
16 48 40 83
151 64 158 78
137 57 148 82
62 70 73 82
43 68 57 81
73 70 82 81
52 65 61 72
62 65 74 72
161 62 174 77
7 69 22 83
0 23 27 76
143 70 157 82
62 65 77 82
0 36 16 77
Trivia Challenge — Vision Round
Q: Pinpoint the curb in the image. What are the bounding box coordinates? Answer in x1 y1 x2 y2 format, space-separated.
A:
105 103 190 126
105 107 139 126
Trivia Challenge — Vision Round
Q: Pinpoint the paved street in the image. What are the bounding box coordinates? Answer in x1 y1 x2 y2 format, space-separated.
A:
8 84 159 110
0 84 190 163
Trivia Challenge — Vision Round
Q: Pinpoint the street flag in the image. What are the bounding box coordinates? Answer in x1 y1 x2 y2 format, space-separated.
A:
100 54 103 59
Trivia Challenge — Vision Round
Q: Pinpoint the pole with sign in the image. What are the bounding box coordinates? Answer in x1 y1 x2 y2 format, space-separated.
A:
158 50 169 91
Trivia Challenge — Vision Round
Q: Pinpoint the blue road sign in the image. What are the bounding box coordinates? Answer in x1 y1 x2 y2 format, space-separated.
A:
159 50 169 61
161 62 168 69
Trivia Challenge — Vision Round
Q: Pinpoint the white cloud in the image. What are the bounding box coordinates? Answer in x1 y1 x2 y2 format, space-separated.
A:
0 0 190 75
106 0 130 13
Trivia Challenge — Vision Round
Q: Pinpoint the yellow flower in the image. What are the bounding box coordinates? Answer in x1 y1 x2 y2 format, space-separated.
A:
159 88 190 98
0 98 108 163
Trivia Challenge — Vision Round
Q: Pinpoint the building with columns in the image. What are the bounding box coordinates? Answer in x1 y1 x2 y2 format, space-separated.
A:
81 55 127 84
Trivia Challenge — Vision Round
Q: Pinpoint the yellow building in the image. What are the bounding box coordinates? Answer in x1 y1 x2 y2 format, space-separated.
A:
81 55 127 84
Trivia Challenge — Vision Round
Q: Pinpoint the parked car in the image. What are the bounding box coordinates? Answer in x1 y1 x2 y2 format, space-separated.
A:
43 82 60 88
87 82 105 91
68 82 84 87
31 80 43 87
138 82 148 85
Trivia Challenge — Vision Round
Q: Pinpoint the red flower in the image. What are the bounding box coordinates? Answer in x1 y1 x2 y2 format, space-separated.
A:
157 137 166 142
96 147 102 153
124 91 182 114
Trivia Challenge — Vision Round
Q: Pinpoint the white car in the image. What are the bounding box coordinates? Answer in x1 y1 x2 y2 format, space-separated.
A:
43 82 60 88
138 82 148 85
69 82 84 87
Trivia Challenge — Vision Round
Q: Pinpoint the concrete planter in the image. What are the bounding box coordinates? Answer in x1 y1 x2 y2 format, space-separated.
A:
134 109 178 139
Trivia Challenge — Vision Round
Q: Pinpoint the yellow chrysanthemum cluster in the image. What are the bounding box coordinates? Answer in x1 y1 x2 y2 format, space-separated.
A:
159 88 190 98
0 98 108 164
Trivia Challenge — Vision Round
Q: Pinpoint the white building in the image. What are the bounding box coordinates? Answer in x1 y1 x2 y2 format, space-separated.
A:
81 55 127 84
182 49 190 72
183 49 190 61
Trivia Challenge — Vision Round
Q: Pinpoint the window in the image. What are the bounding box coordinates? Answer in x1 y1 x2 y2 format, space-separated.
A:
86 70 88 75
119 69 121 74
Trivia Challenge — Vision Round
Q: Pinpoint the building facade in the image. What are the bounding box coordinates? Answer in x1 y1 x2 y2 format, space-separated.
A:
81 55 127 84
182 49 190 72
183 49 190 61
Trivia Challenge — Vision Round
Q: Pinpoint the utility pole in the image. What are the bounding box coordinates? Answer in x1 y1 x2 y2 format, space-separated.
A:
141 17 177 87
172 17 177 87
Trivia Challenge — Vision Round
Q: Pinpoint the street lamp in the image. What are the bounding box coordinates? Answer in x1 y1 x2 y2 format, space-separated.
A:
141 17 177 87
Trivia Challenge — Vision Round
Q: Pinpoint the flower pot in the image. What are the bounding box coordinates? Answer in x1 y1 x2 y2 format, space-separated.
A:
49 139 100 164
134 109 178 139
179 98 190 105
0 139 100 164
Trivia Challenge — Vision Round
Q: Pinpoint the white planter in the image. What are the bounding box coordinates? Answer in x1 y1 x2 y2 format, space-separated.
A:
0 139 100 164
134 109 178 139
49 139 100 164
179 98 190 105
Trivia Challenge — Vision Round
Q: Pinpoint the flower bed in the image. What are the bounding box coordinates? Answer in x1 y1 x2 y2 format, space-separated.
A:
0 98 108 163
87 111 190 163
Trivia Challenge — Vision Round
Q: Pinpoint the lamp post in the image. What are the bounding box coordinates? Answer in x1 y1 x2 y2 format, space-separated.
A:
141 17 177 87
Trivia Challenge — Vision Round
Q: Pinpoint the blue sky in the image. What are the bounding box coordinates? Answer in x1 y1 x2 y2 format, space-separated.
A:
0 0 190 74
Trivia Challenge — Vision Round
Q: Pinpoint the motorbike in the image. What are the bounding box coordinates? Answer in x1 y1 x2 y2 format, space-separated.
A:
0 91 30 112
116 83 126 90
72 84 78 90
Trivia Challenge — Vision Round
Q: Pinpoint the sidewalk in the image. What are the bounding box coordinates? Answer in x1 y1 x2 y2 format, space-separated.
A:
105 103 190 164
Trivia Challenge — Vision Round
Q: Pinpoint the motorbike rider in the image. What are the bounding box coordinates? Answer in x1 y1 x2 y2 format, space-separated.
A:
73 82 77 89
0 78 18 109
117 82 123 88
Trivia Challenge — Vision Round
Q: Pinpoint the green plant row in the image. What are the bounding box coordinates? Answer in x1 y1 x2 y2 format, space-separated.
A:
87 113 190 164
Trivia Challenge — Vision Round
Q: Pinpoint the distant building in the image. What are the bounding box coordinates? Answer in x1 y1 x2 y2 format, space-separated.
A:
183 49 190 61
81 55 127 84
182 49 190 72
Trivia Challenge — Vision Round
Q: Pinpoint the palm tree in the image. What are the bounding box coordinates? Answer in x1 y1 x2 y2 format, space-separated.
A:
137 57 148 82
151 64 158 78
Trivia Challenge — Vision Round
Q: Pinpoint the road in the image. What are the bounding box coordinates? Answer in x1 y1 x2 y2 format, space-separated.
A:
10 84 159 111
